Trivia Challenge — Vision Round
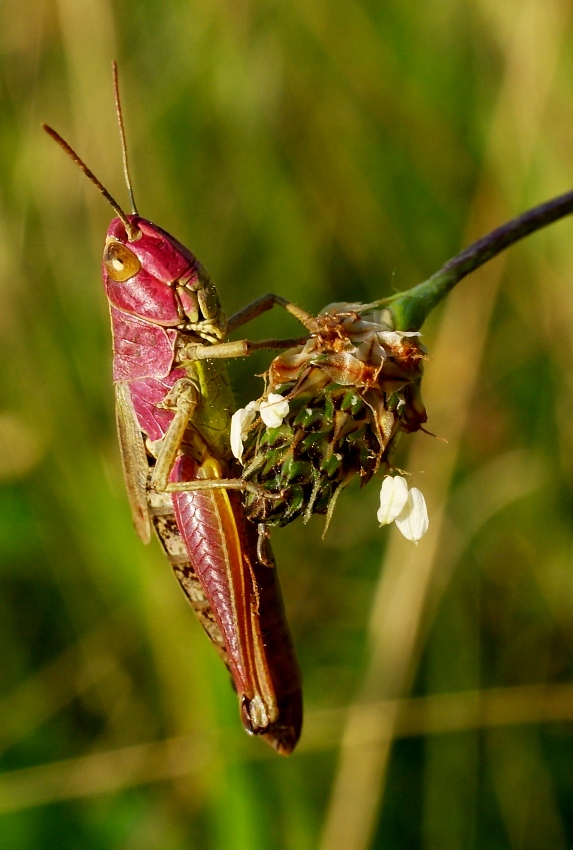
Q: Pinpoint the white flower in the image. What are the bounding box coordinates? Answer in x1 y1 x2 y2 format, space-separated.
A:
230 401 258 462
377 475 409 524
395 487 429 543
378 475 429 544
378 330 421 348
260 393 289 428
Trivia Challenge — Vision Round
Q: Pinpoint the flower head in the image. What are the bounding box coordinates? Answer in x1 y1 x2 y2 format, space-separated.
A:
239 303 427 528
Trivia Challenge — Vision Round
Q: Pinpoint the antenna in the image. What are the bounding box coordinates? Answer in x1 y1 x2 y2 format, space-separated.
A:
42 125 141 241
112 60 139 215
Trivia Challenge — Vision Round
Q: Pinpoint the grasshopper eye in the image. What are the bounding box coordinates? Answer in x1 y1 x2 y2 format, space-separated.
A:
103 240 141 281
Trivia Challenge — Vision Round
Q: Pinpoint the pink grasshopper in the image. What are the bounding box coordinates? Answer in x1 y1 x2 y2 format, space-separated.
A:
43 65 312 754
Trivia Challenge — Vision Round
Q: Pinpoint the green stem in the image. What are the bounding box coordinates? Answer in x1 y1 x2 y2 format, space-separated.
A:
380 188 573 331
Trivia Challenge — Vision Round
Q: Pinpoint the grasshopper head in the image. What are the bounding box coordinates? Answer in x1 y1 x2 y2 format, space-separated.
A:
103 216 226 342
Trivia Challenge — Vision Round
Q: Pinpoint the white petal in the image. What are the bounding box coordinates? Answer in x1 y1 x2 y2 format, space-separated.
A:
230 416 244 461
320 301 365 315
260 393 289 428
377 475 409 525
230 401 258 462
378 330 421 347
395 487 429 543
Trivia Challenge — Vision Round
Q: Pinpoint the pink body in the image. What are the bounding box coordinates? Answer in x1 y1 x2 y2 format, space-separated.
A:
42 117 302 750
104 214 302 753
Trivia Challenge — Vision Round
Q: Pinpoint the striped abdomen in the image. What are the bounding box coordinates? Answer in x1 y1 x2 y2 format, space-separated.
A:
150 455 302 755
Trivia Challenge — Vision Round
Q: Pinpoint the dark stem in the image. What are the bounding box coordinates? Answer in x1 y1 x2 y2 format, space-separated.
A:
384 188 573 330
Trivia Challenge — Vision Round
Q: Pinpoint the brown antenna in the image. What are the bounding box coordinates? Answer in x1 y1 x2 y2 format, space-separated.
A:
112 60 138 215
42 124 140 241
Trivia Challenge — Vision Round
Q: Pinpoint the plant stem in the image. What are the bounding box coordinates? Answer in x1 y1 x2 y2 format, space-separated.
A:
382 188 573 331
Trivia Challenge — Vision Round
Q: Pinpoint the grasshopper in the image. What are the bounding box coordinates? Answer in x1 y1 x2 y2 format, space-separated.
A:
43 64 314 754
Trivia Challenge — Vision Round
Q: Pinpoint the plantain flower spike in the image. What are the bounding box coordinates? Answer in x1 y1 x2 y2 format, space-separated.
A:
233 189 573 529
237 303 428 527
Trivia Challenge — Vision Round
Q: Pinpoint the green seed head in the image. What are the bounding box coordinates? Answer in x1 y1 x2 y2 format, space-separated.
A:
240 304 428 527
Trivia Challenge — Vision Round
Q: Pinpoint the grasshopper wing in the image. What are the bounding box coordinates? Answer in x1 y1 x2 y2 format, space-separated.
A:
115 381 152 544
171 454 302 754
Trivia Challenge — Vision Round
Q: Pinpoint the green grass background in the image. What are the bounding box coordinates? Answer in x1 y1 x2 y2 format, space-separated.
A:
2 0 573 848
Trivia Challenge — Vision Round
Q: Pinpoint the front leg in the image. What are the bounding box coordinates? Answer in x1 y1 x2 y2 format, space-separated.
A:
226 292 317 335
149 378 200 491
149 378 279 502
178 292 316 365
177 335 308 364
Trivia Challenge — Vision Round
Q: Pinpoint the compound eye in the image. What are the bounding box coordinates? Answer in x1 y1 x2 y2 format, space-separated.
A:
103 240 141 282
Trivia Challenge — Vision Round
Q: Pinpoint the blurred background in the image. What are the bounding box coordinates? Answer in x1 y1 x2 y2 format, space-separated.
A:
2 0 573 847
